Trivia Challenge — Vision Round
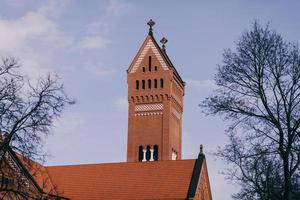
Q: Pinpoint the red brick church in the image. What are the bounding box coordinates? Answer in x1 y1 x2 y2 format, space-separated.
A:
1 20 213 200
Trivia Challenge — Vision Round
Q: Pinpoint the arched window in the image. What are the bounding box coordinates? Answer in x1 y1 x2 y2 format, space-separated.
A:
154 66 157 71
138 146 143 162
148 79 151 89
146 145 151 161
154 79 157 88
148 56 152 71
142 67 145 72
160 78 164 88
154 145 158 161
136 80 139 90
142 80 145 89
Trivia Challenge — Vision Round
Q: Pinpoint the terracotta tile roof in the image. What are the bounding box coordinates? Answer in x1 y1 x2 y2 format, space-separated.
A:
45 159 196 200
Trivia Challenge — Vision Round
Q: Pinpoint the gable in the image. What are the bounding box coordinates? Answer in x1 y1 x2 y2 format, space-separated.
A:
0 147 64 199
128 36 170 73
194 160 213 200
0 148 42 199
187 154 212 200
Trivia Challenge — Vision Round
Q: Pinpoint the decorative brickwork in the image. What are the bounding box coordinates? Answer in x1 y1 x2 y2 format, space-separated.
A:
130 40 169 73
134 112 163 116
135 103 163 112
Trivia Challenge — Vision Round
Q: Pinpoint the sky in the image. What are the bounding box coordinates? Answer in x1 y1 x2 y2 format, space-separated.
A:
1 1 300 199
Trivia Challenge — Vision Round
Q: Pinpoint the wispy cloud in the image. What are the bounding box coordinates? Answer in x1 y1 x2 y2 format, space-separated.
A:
0 0 133 79
186 79 217 89
106 0 134 17
38 0 70 18
78 36 109 50
0 0 72 78
77 0 133 50
113 97 128 110
83 62 115 77
3 0 27 7
53 111 85 135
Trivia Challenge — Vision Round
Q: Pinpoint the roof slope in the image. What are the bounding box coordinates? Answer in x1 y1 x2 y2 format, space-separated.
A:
46 160 195 200
127 33 185 86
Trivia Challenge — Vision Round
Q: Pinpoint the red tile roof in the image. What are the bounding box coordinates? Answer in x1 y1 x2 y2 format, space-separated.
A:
45 160 196 200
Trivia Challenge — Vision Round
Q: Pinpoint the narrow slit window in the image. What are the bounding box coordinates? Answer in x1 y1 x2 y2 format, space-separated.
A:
136 80 139 90
142 80 145 89
149 56 152 71
138 146 143 162
154 145 158 161
148 79 151 89
154 66 157 71
160 78 164 88
142 67 145 72
154 79 157 88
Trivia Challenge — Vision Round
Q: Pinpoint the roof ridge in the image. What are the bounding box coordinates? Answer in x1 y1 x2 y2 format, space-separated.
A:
45 159 196 168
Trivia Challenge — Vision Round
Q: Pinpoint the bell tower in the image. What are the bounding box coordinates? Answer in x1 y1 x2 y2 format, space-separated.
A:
127 20 185 162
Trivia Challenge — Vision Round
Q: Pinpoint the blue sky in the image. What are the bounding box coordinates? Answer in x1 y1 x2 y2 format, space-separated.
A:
1 1 300 199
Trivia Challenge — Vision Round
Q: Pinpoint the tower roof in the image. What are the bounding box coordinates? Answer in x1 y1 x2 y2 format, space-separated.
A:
127 20 185 86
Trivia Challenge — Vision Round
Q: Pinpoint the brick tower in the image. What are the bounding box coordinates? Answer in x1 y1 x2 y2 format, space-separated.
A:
127 20 185 162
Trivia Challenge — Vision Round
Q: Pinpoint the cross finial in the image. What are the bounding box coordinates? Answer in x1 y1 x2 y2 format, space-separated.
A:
200 144 203 154
147 19 155 35
160 37 168 52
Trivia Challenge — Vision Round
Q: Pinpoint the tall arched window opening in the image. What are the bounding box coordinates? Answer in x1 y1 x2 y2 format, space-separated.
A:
136 80 139 90
160 78 164 88
154 145 158 161
146 145 151 161
148 79 151 89
154 79 157 88
148 56 152 71
154 66 157 71
142 80 145 89
138 146 143 162
142 67 145 72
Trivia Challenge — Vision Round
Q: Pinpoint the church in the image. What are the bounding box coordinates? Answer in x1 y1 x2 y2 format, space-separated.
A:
0 20 213 200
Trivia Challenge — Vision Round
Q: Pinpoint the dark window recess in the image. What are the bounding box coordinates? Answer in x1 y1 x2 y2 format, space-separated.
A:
146 145 151 161
154 145 158 161
155 66 157 71
142 67 145 72
149 56 152 71
148 79 151 89
154 79 157 88
160 78 164 88
138 146 143 162
142 80 145 89
136 80 139 90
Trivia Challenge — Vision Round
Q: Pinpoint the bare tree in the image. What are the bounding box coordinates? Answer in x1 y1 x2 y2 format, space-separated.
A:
0 57 74 199
201 21 300 200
